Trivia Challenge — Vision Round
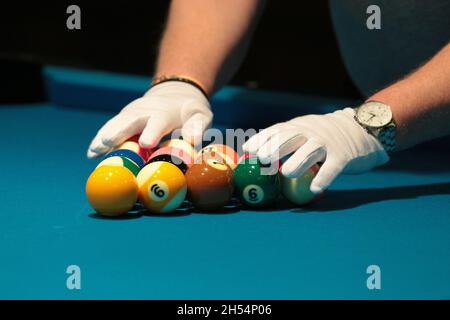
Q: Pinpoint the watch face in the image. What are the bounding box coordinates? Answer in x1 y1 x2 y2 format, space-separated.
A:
356 102 392 128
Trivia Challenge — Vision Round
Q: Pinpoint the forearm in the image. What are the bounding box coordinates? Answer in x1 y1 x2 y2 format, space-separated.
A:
155 0 264 95
369 43 450 150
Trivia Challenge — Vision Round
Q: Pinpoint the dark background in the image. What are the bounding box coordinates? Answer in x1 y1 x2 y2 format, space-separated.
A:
0 1 360 102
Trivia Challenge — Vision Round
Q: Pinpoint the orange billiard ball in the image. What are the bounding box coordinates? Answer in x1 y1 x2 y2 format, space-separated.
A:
196 144 238 169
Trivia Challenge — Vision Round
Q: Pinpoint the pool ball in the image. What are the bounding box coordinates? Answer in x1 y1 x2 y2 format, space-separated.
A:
116 135 153 162
233 155 281 207
185 159 234 211
146 146 194 173
197 144 238 169
159 139 196 159
280 164 323 206
137 161 187 214
96 156 140 176
104 149 145 168
86 165 138 216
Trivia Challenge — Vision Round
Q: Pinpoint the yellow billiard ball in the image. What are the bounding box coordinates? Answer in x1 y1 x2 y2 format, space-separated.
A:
86 165 139 216
137 161 187 214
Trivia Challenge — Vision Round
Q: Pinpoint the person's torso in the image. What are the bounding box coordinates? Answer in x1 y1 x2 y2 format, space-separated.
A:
329 0 450 97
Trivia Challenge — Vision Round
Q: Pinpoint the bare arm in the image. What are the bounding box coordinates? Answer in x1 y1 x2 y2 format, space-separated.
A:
155 0 265 95
369 43 450 150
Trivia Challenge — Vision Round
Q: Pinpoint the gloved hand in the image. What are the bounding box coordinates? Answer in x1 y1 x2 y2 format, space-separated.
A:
242 108 390 194
87 81 213 158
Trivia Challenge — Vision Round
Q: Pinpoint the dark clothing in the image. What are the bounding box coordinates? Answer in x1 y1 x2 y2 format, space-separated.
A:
329 0 450 97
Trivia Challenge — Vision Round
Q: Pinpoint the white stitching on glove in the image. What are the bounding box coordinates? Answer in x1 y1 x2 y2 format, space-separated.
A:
242 108 390 194
87 81 213 158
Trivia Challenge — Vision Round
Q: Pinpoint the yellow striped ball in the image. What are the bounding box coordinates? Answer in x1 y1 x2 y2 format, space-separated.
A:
137 161 187 214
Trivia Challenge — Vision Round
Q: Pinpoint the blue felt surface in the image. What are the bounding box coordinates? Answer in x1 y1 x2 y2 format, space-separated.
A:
0 65 449 299
0 103 449 299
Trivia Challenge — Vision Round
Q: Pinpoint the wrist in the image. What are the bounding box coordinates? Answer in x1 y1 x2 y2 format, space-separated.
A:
151 74 210 100
367 92 412 150
144 81 211 109
353 101 397 153
154 67 214 94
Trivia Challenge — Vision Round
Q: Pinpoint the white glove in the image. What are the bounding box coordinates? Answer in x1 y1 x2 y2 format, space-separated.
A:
87 81 213 158
242 108 390 194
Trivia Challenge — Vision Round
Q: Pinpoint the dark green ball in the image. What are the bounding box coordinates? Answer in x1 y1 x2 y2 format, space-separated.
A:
233 156 280 207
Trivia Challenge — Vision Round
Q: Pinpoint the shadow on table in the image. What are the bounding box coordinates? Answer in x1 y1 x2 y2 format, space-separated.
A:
133 200 241 217
188 198 242 215
295 182 450 213
88 212 143 220
143 209 192 218
138 201 193 218
377 137 450 174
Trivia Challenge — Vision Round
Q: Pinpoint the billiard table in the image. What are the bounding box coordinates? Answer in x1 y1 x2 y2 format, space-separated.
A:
1 66 449 299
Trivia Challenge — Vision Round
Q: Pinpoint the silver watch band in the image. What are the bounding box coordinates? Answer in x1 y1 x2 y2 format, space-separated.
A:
376 125 396 152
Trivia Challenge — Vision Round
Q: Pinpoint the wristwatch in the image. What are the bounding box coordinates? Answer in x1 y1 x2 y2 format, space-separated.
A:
354 101 397 153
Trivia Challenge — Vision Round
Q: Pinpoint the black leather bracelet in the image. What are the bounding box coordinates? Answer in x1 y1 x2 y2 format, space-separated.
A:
151 75 209 100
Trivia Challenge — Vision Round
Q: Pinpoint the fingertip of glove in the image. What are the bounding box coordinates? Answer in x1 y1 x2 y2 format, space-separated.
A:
241 142 250 153
257 156 272 165
310 182 325 195
280 165 295 178
242 140 260 154
256 148 278 165
87 149 101 159
101 137 119 148
138 138 159 149
181 129 204 147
